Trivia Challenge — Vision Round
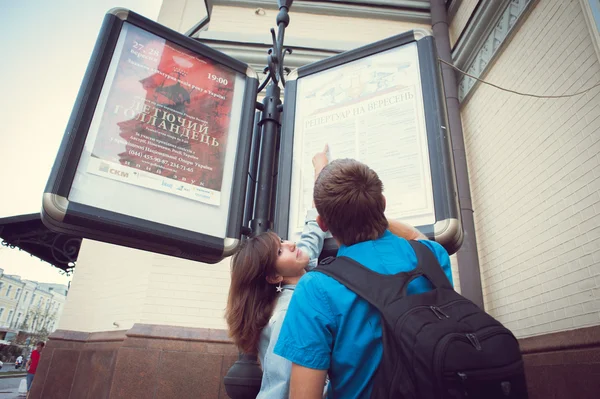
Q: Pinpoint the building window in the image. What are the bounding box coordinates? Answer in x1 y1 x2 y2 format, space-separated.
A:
0 308 4 320
31 294 36 305
16 312 21 326
584 0 600 60
591 0 600 30
15 288 20 300
0 282 3 293
5 285 10 297
23 291 29 303
7 310 13 324
37 297 42 306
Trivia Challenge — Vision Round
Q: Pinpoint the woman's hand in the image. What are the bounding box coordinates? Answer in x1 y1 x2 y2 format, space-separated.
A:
312 144 329 180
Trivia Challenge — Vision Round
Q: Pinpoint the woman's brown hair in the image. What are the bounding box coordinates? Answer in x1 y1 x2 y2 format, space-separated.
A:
225 231 281 354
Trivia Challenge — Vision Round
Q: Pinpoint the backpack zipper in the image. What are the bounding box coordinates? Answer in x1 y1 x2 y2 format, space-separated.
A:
395 299 467 330
434 327 514 396
430 306 450 319
466 333 482 351
447 360 524 381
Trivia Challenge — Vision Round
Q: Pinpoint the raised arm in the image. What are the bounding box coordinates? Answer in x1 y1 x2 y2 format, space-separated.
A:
312 145 329 206
297 210 327 270
297 146 329 267
387 219 427 240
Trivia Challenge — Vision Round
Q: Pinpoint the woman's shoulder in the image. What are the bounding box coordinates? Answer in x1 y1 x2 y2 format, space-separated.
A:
271 290 293 320
259 292 293 353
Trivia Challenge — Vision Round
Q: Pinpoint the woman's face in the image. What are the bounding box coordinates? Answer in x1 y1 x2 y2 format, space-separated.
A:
274 238 310 279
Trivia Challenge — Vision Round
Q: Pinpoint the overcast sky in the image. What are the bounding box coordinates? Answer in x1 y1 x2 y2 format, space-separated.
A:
0 0 163 284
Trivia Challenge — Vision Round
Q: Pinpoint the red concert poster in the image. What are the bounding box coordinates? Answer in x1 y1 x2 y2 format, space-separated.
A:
87 23 238 206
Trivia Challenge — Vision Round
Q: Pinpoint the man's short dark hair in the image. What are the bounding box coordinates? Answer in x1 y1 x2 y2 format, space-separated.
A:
36 342 45 348
314 159 388 246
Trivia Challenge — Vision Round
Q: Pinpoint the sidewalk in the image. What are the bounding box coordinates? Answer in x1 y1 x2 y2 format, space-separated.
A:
0 376 25 398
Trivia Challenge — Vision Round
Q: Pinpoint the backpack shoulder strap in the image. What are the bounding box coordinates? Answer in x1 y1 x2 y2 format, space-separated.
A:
407 240 453 290
312 241 452 309
313 256 416 311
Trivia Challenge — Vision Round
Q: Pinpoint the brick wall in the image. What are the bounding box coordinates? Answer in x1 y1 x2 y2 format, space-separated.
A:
460 0 600 337
140 254 230 329
58 240 153 332
449 0 479 48
59 240 231 331
450 254 461 294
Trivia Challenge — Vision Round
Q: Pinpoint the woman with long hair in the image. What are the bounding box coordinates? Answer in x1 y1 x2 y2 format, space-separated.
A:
225 147 427 398
226 147 330 398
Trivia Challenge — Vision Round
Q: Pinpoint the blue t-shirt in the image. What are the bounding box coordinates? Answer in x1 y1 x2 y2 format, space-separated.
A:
273 231 453 399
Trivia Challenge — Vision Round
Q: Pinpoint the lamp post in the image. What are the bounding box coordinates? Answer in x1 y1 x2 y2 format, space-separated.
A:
223 1 294 397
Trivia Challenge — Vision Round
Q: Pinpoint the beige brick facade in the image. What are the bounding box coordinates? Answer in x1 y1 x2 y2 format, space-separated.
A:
140 254 231 329
458 0 600 337
58 240 154 332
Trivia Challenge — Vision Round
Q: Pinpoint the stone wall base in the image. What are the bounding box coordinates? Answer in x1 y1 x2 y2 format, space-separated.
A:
29 323 600 398
521 325 600 399
29 324 238 399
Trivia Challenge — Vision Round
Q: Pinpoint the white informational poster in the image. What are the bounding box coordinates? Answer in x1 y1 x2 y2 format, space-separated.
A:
289 43 436 240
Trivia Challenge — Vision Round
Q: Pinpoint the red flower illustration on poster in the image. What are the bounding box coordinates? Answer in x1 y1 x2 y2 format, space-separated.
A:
88 23 238 206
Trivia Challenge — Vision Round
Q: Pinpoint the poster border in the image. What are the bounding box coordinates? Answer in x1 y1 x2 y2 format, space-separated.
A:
274 30 463 255
42 8 258 263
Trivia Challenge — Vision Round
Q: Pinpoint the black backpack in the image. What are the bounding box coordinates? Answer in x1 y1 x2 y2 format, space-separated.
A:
313 240 528 399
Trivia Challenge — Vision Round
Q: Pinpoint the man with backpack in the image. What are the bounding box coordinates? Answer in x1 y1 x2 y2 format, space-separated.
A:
274 158 527 399
274 159 453 398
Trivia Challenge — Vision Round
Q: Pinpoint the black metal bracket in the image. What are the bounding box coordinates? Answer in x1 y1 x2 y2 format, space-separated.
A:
245 1 293 238
256 4 294 93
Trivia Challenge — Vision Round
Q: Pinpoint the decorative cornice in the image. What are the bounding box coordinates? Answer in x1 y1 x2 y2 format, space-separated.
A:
452 0 535 103
452 0 510 70
212 0 431 23
322 0 430 10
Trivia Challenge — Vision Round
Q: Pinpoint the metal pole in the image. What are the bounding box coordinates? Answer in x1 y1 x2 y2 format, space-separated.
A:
250 82 281 235
430 0 484 308
242 111 263 234
224 2 293 397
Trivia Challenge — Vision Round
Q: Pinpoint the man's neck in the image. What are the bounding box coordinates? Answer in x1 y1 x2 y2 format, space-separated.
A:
337 230 386 247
